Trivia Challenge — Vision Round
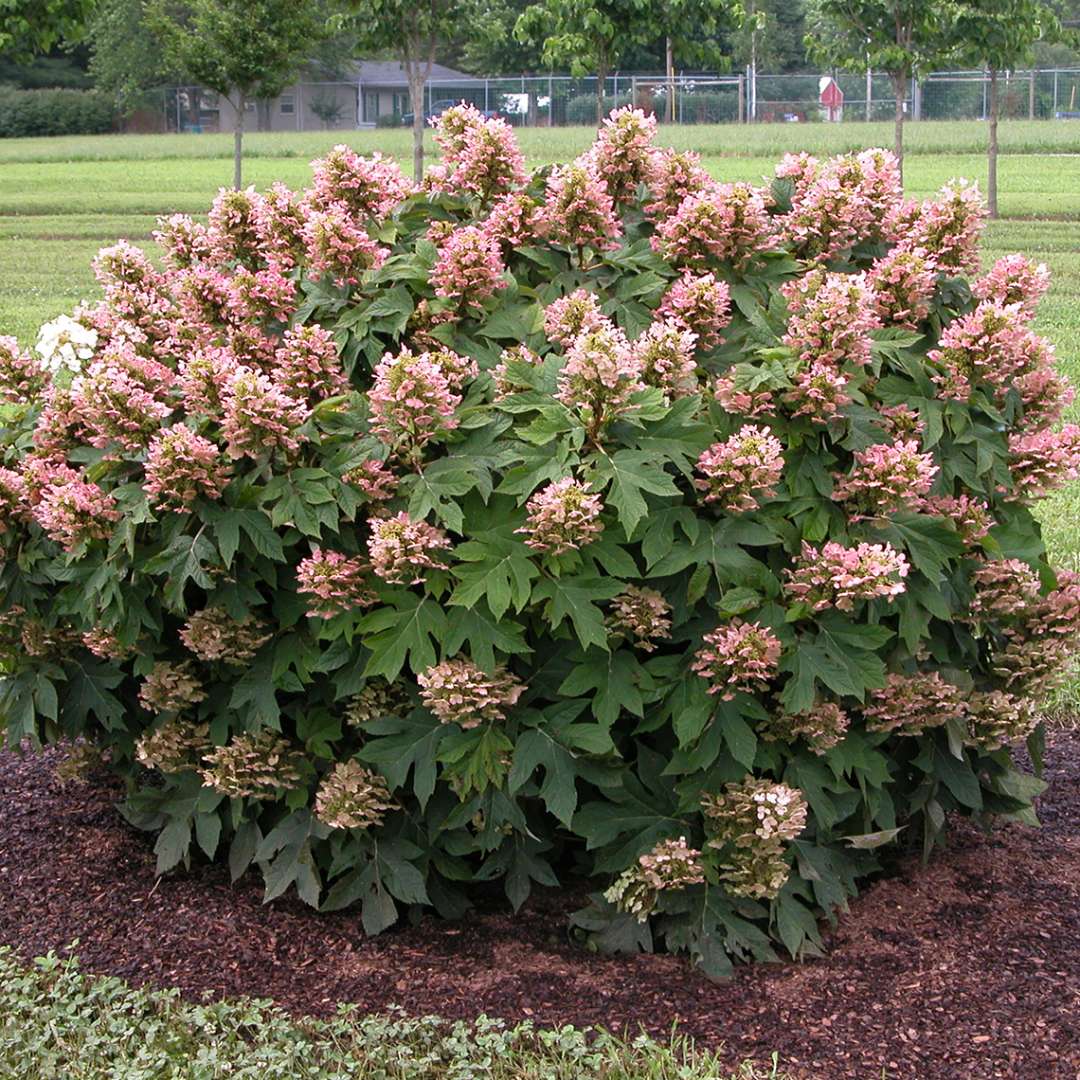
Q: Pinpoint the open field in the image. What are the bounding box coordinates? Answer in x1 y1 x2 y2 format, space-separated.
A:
2 116 1080 580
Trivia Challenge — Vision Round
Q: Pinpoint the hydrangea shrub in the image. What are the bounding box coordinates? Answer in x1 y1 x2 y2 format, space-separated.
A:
1 107 1076 976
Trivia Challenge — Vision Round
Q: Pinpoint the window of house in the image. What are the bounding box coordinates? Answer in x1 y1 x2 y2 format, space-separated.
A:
363 91 380 122
280 94 295 115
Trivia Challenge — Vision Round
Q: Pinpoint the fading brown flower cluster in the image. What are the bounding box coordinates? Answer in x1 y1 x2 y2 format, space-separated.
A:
199 730 304 799
417 657 524 729
314 760 394 830
759 702 849 756
604 836 704 922
138 660 207 714
607 585 672 652
345 680 411 728
179 609 271 665
135 717 211 774
702 777 807 900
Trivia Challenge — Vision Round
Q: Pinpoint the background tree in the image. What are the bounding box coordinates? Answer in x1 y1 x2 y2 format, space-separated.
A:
805 0 957 176
515 0 658 125
147 0 332 187
950 0 1063 219
0 0 94 58
348 0 473 182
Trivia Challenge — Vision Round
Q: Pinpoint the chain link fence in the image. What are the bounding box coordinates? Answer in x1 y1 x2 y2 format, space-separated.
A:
150 68 1080 133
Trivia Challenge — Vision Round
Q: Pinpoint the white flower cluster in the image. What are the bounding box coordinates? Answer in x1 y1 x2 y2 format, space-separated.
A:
35 314 97 376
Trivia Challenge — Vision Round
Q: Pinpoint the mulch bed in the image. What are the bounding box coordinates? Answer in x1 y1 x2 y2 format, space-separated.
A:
0 736 1078 1080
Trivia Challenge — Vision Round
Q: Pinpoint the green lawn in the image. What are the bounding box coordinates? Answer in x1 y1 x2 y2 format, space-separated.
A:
1 118 1078 586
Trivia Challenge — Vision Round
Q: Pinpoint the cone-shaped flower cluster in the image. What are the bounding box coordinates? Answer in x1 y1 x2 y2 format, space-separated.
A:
314 760 395 830
418 657 524 728
604 837 704 922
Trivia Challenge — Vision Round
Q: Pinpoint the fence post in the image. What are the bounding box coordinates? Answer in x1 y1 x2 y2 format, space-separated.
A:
485 78 490 113
549 75 554 126
1054 69 1059 116
982 73 988 121
1029 69 1036 120
866 67 872 121
737 74 745 124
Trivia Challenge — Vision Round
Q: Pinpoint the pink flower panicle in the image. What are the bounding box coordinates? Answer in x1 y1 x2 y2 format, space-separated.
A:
759 702 849 756
543 290 611 349
929 301 1041 402
694 425 785 512
179 609 271 665
555 325 645 426
303 203 388 286
899 180 986 275
343 458 399 502
72 353 174 452
516 477 604 556
656 272 732 351
252 182 308 270
179 347 234 417
604 837 705 922
646 147 714 220
368 347 462 449
973 254 1050 317
225 265 297 324
653 183 777 269
220 367 309 460
784 541 909 612
783 362 851 423
632 319 700 401
607 585 672 652
483 191 544 249
367 512 451 584
309 146 414 219
273 324 349 403
206 186 263 266
431 225 508 309
863 672 965 735
430 104 526 204
782 269 881 370
153 213 214 270
866 246 937 329
1005 425 1080 500
969 558 1043 620
585 106 658 205
0 335 47 403
144 423 230 510
781 149 901 259
540 163 622 252
296 547 378 618
692 619 782 699
32 471 120 551
924 493 993 546
417 656 524 728
831 439 938 518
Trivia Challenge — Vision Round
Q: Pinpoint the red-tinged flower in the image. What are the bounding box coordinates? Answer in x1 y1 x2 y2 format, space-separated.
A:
896 179 986 275
431 225 508 310
784 541 909 612
831 438 938 518
973 254 1050 317
782 268 881 370
516 477 604 556
0 334 47 403
543 289 611 348
273 324 349 403
646 147 714 220
540 163 622 252
296 547 378 618
656 272 732 351
418 656 524 728
692 620 781 699
555 324 645 427
219 367 309 459
632 319 699 401
863 672 965 735
144 424 230 510
653 183 778 269
694 425 785 512
1005 425 1080 500
866 246 937 329
206 186 264 266
368 347 461 450
367 512 451 585
429 105 526 204
584 106 658 205
308 145 414 219
32 472 119 551
302 203 387 286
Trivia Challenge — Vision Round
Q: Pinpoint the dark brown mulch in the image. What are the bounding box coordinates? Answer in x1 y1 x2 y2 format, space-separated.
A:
1 737 1078 1080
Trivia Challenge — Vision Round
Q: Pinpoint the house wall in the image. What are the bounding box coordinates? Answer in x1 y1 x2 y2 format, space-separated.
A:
213 83 359 133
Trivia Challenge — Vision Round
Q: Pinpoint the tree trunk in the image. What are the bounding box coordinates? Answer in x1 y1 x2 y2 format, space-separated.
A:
596 58 609 127
891 71 905 181
409 66 426 183
233 91 245 189
527 89 539 127
666 36 675 123
988 67 999 220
